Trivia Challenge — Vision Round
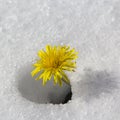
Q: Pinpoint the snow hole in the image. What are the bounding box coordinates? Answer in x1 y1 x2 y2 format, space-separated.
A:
17 65 72 104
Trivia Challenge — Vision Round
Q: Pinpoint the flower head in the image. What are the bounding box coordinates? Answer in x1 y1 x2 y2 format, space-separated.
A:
31 45 78 86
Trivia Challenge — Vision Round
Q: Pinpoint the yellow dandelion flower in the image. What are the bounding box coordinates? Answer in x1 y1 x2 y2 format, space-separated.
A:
31 45 78 86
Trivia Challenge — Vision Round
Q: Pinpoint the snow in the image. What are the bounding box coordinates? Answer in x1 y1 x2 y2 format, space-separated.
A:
0 0 120 120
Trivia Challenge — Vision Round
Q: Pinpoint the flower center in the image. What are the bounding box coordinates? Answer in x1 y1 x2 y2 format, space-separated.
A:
53 60 61 68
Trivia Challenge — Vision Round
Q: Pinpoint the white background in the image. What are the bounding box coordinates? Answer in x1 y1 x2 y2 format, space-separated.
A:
0 0 120 120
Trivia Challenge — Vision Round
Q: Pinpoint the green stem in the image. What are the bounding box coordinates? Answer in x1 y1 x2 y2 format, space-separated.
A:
62 78 71 86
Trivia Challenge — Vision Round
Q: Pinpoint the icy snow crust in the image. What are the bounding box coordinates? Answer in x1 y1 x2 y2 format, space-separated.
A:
0 0 120 119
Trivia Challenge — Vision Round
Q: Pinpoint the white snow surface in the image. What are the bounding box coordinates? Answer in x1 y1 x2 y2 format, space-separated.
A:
0 0 120 120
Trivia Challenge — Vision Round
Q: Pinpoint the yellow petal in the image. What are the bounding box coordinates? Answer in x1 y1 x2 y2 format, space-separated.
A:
31 67 41 77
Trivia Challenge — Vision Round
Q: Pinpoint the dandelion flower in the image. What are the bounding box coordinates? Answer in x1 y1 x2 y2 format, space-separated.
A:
31 45 78 86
